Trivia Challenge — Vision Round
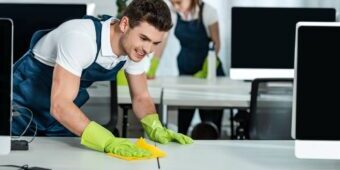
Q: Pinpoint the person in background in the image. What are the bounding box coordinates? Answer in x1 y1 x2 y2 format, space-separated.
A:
12 0 192 158
149 0 225 137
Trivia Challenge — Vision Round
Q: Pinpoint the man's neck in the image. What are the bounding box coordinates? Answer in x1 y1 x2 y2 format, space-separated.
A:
110 23 126 57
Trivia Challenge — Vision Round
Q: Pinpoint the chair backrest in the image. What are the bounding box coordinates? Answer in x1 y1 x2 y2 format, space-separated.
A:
248 78 293 140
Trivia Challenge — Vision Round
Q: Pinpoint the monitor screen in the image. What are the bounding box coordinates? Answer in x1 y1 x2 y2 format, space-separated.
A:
231 7 336 80
294 23 340 140
0 3 88 62
0 18 12 136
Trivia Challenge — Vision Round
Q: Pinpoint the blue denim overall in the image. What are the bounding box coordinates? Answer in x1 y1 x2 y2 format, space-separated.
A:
12 15 126 136
174 3 224 135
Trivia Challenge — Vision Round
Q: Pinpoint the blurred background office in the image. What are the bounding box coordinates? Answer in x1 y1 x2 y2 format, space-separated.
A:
2 0 340 76
2 0 340 139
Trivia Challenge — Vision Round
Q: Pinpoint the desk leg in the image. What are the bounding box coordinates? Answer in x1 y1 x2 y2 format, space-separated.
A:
120 104 130 138
230 109 234 139
162 104 168 127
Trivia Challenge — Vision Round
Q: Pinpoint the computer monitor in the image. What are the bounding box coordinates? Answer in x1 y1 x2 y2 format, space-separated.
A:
0 18 13 155
292 22 340 159
231 7 336 80
0 3 95 62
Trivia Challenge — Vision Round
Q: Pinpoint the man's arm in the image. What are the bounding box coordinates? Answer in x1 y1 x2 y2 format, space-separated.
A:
50 64 90 136
126 72 156 119
126 71 193 144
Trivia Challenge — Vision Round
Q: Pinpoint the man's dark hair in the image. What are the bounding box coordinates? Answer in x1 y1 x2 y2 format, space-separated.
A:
122 0 173 32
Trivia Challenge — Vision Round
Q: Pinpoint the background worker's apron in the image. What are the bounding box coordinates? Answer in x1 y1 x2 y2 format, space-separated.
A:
12 15 126 136
174 3 225 135
174 2 224 76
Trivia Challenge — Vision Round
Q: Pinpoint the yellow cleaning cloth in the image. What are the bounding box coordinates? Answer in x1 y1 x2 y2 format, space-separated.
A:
107 138 166 161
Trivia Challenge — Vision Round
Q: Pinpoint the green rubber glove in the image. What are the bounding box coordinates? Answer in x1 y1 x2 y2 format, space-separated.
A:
81 121 151 157
193 56 221 79
146 56 160 78
117 70 128 86
141 114 193 144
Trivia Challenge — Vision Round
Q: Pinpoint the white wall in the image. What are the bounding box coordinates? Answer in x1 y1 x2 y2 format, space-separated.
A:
302 0 340 19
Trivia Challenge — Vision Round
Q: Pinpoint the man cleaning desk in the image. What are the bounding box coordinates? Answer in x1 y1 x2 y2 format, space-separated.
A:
12 0 192 159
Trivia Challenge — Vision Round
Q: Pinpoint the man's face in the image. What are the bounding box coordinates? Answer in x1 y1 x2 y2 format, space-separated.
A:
120 19 165 62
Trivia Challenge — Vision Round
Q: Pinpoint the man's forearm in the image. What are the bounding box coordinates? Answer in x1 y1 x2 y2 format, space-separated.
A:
132 96 156 119
51 100 90 136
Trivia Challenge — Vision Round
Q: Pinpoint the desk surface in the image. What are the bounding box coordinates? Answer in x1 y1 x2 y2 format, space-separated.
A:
162 87 250 108
87 77 250 106
148 76 250 89
151 76 251 108
2 138 340 170
0 137 157 170
87 82 162 104
117 86 162 104
157 140 340 170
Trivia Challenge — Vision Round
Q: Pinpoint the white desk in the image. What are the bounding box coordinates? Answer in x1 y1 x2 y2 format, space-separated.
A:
0 137 158 170
149 76 251 117
117 86 162 104
87 78 251 138
159 78 250 138
87 77 249 107
87 82 162 137
87 82 162 104
156 140 340 170
117 86 162 137
2 138 340 170
161 87 250 123
162 88 250 107
148 76 250 90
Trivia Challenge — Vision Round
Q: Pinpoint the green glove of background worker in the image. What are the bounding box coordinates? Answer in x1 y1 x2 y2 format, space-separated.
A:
117 56 159 85
193 56 221 79
141 114 193 144
146 56 160 79
117 70 128 86
81 121 151 157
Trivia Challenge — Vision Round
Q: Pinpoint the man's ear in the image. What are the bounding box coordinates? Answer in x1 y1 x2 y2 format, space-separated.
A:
119 16 129 33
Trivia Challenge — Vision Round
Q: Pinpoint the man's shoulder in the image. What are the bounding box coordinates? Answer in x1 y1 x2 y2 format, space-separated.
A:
57 18 95 35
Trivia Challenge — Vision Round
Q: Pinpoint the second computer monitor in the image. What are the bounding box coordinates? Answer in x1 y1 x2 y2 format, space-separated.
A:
293 22 340 159
231 7 336 80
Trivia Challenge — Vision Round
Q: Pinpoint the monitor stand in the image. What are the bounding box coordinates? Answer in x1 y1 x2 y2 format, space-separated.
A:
295 140 340 159
0 136 11 155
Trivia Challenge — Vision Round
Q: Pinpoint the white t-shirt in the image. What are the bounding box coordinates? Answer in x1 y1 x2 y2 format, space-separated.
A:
32 17 146 77
168 1 218 37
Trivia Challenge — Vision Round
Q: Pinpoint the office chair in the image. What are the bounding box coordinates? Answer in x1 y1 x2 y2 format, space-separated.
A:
235 78 293 140
191 121 220 140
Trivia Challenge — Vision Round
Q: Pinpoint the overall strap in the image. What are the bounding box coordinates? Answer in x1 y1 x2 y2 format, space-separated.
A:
198 2 205 25
82 15 113 59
